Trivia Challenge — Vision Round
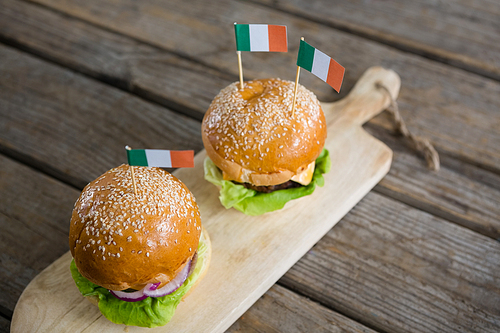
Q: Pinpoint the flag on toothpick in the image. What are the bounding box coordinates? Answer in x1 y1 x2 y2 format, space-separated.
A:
297 39 345 93
127 149 194 168
234 24 287 52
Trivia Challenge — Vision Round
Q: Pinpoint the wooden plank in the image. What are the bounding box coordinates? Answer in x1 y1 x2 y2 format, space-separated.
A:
227 284 378 333
366 123 500 240
254 0 500 81
1 0 499 241
280 191 500 333
0 44 203 189
0 154 79 315
0 0 233 121
22 0 500 174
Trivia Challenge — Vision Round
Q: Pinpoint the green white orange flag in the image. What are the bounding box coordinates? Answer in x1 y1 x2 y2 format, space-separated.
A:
297 39 345 93
234 24 287 52
127 149 194 168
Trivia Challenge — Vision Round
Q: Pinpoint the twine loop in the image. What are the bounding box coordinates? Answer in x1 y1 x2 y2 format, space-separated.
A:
375 81 440 171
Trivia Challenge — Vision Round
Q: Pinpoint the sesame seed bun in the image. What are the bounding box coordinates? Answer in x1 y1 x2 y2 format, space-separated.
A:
202 78 327 186
69 165 204 291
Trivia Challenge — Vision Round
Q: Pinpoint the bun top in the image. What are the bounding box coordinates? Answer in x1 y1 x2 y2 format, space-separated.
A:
202 78 326 186
69 165 201 291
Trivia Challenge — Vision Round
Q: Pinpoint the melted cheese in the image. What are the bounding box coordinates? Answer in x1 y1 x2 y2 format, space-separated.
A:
291 161 315 185
222 161 316 186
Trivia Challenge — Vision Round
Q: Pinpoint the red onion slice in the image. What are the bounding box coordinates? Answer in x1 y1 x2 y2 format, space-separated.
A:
109 255 197 302
109 289 148 302
148 282 161 291
143 259 191 298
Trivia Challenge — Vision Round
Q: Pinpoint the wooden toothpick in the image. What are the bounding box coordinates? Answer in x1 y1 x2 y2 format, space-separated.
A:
237 50 244 90
125 145 138 195
291 37 305 117
291 63 301 117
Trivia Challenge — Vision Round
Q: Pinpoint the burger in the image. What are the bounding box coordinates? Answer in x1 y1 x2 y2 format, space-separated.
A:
69 164 211 328
202 78 331 215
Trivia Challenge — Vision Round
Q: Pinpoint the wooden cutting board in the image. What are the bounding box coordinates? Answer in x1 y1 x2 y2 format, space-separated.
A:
11 66 400 333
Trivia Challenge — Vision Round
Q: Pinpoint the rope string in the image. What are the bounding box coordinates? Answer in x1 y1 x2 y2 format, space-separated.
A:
375 82 440 171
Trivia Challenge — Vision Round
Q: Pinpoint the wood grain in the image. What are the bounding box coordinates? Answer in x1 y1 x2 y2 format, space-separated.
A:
226 284 377 333
0 155 79 316
21 0 500 173
254 0 500 81
1 0 499 241
0 44 203 189
11 67 395 332
22 0 500 173
0 0 233 121
1 1 498 333
280 191 500 333
366 123 500 240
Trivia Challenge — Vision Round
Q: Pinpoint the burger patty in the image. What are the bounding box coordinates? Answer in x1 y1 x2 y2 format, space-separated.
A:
241 180 303 193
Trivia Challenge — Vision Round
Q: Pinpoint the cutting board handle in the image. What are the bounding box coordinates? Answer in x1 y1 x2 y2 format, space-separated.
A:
322 66 401 126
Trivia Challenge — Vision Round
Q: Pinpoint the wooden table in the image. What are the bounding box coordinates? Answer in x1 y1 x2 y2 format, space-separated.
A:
1 0 499 332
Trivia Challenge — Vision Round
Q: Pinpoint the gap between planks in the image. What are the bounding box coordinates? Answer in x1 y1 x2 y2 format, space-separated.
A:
2 0 499 176
0 36 216 122
274 279 389 333
0 304 12 322
0 0 498 240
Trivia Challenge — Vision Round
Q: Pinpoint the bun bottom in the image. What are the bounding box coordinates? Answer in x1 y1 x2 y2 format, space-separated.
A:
85 226 211 306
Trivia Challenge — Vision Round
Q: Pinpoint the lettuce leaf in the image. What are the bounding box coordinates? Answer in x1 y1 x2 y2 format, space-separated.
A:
204 149 331 216
70 235 209 328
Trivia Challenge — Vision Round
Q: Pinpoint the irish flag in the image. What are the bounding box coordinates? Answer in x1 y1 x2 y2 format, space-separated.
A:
234 24 287 52
127 149 194 168
297 40 345 93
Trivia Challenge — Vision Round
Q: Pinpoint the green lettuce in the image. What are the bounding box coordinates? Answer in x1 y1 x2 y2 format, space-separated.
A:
70 236 209 328
204 149 331 216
